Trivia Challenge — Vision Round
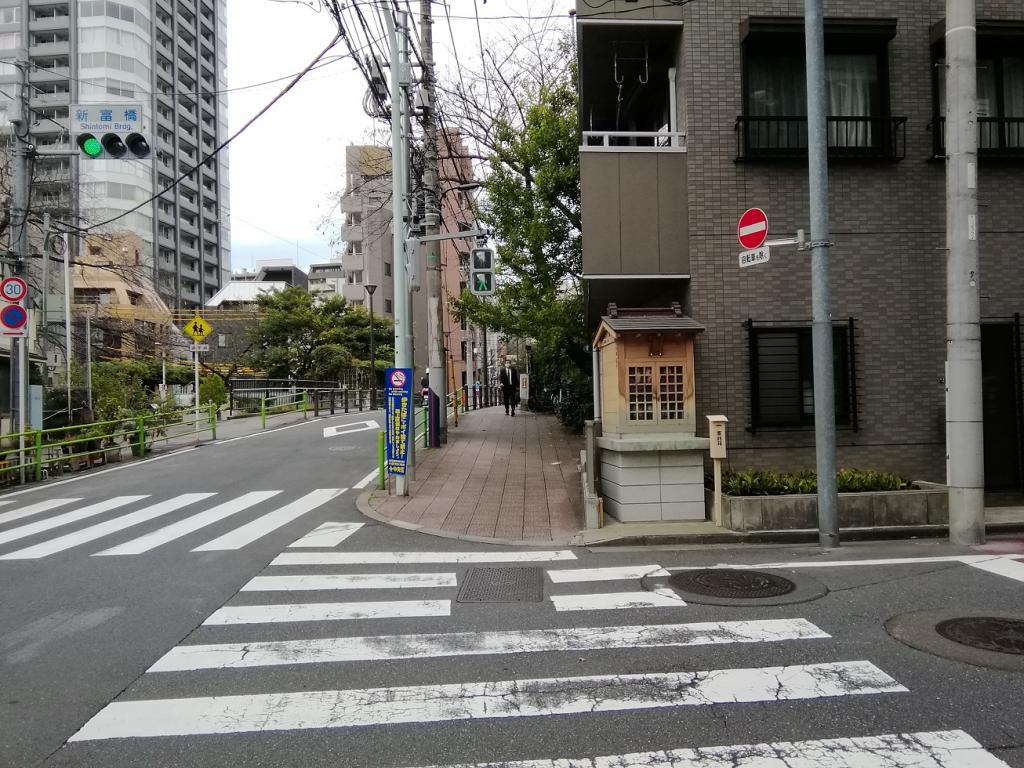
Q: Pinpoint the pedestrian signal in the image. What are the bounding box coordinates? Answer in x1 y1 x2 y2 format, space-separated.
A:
469 248 494 296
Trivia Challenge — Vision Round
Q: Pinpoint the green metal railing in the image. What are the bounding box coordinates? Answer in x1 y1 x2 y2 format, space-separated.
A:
260 390 308 430
0 405 217 487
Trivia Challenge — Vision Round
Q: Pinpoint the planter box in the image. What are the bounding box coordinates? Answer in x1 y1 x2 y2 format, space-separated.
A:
709 483 949 531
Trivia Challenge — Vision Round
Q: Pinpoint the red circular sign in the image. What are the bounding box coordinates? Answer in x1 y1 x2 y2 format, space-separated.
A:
0 276 27 303
737 208 769 250
1 303 28 330
390 370 407 387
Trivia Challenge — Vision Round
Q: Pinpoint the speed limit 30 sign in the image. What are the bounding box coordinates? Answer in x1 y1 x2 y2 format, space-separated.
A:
1 276 27 303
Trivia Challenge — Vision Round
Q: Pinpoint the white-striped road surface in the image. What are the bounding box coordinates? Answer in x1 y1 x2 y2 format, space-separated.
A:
0 489 350 559
271 550 577 566
241 572 458 591
202 599 452 625
550 587 685 612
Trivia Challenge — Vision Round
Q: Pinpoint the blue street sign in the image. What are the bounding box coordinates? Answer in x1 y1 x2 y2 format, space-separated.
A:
385 367 413 476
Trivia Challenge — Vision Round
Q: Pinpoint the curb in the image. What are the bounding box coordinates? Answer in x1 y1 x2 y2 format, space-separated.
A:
355 490 576 548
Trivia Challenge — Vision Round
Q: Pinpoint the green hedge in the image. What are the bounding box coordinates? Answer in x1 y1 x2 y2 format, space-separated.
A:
719 468 906 496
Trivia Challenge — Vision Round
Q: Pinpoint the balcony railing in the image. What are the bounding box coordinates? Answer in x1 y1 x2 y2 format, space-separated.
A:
582 130 686 152
735 116 906 161
931 117 1024 159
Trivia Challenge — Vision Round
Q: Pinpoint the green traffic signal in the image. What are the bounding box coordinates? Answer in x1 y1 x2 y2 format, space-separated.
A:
78 134 103 158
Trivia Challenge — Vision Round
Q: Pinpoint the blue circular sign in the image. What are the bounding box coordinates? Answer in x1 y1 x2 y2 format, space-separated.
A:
1 303 27 330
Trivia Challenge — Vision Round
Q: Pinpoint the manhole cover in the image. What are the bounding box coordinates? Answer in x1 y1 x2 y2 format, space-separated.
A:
457 566 544 603
668 569 796 599
934 617 1024 656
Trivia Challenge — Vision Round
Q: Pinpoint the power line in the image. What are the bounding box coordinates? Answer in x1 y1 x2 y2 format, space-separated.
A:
56 32 345 236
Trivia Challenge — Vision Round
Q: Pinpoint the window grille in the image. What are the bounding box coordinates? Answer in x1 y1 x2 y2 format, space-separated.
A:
659 365 686 420
628 366 654 421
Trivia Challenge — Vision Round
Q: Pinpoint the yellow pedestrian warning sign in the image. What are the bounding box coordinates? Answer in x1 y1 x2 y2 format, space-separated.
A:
183 315 213 342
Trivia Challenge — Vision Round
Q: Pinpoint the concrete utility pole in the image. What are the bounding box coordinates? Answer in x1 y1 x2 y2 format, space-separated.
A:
9 56 31 479
386 9 412 496
420 0 448 444
945 0 985 545
804 0 839 549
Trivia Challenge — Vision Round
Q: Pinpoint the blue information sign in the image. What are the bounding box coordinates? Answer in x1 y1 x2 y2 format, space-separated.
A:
385 367 413 476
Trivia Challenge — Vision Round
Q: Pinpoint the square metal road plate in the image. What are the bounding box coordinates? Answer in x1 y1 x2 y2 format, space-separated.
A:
457 567 544 603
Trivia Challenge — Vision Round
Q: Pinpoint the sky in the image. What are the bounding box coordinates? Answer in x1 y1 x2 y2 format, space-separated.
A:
224 0 571 273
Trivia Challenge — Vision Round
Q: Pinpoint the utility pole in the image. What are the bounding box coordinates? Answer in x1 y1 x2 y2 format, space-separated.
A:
62 230 73 420
804 0 839 549
85 313 93 412
9 55 31 481
420 0 448 444
945 0 984 545
386 9 412 495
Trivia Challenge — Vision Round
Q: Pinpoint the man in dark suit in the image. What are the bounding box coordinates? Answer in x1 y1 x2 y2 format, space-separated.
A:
498 358 520 416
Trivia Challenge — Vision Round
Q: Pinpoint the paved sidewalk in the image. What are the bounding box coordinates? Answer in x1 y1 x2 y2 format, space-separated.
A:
364 407 584 545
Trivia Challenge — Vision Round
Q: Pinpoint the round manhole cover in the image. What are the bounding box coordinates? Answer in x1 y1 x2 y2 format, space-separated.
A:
668 569 796 599
934 617 1024 656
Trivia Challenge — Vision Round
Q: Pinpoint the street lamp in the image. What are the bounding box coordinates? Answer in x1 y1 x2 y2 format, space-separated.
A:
365 283 377 408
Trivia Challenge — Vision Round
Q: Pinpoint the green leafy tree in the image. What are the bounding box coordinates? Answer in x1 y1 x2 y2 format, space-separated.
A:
198 375 227 409
245 286 394 381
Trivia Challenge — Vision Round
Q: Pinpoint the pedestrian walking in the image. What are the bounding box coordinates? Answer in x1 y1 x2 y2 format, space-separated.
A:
499 358 520 416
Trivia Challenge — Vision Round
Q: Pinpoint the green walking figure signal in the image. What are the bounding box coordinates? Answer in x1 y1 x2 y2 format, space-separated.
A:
469 247 495 296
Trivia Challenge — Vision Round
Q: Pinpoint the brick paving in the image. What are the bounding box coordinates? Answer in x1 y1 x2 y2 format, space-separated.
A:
369 407 584 544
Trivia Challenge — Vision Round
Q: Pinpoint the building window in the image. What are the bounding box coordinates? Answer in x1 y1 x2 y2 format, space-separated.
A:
746 319 857 431
384 299 393 314
384 262 392 277
738 18 903 159
932 26 1024 155
659 365 686 420
627 366 654 421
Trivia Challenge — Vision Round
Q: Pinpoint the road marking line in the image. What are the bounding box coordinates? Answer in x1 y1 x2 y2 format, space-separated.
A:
0 496 148 547
547 565 669 583
192 489 344 551
667 555 1002 571
217 419 325 444
0 500 11 507
287 522 363 548
0 498 80 527
149 618 829 671
402 730 1011 768
270 550 578 566
322 419 379 439
968 557 1024 583
0 448 198 498
0 494 215 560
94 491 283 556
551 588 685 611
240 573 458 591
353 469 378 489
201 599 451 625
69 661 904 740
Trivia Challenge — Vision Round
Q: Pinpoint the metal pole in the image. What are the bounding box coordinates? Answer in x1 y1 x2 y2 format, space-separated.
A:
945 0 985 545
85 313 93 412
11 56 30 480
63 232 72 420
482 324 490 407
193 349 200 439
41 214 51 370
386 10 411 495
804 0 839 549
420 0 448 444
366 284 377 409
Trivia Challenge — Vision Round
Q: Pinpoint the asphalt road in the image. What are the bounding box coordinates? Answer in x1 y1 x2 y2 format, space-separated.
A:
2 412 1023 768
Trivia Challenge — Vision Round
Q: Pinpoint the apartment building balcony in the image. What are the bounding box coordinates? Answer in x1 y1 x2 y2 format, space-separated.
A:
30 91 69 108
181 261 201 281
342 252 365 273
339 195 362 214
930 117 1024 160
29 40 69 58
735 116 907 161
28 15 69 33
29 65 69 84
340 224 363 242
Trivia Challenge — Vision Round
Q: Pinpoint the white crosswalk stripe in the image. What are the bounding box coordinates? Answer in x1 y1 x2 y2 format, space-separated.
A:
287 521 363 548
150 618 829 671
0 494 215 560
550 587 686 611
402 730 1013 768
0 498 80 526
94 490 283 556
0 496 147 547
71 661 905 740
193 488 345 551
240 572 458 591
202 599 451 625
271 550 578 565
547 564 670 582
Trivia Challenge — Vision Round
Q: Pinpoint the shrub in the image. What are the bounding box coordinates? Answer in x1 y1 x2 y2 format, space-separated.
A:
198 375 227 409
719 468 906 496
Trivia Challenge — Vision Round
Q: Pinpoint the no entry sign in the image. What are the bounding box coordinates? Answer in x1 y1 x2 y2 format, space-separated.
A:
737 208 769 250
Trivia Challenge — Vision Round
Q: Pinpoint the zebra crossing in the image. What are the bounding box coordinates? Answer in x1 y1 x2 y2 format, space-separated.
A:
0 489 346 560
63 528 1012 767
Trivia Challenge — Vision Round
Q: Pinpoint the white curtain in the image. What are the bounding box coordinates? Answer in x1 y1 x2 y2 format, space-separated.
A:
748 56 806 148
826 55 876 147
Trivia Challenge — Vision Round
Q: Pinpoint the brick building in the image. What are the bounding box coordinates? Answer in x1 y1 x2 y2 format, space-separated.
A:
577 1 1023 489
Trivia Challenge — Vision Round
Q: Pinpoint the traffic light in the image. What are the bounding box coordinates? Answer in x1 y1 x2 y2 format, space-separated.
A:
469 247 494 296
77 132 151 159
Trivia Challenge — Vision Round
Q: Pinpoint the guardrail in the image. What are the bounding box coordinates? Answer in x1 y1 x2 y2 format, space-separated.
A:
260 391 308 430
0 405 217 487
